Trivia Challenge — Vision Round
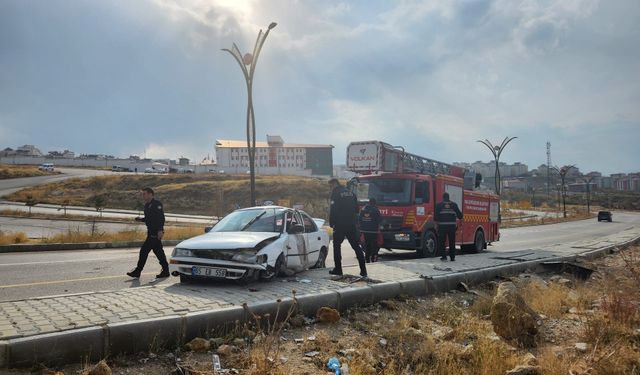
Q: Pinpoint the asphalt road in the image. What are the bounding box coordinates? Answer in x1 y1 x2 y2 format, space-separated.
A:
1 211 638 302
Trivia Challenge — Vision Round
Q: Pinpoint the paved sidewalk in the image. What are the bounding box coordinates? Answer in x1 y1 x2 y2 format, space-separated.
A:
2 226 639 342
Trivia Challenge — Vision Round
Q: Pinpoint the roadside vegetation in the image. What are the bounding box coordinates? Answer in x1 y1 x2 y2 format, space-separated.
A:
14 245 639 375
0 226 203 245
502 189 640 212
0 164 59 179
501 202 597 229
4 174 331 218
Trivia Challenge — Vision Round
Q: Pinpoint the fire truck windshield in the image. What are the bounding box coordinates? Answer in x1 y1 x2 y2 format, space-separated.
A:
355 178 412 206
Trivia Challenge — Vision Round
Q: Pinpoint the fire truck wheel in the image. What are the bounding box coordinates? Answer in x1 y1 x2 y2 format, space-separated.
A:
418 230 437 258
471 230 485 253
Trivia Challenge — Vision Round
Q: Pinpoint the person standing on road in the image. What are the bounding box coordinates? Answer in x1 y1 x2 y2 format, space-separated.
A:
359 197 382 263
127 187 169 279
435 192 463 261
328 178 368 277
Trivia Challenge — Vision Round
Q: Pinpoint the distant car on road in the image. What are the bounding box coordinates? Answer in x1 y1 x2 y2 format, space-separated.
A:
111 165 131 172
597 211 612 222
169 206 330 283
38 163 54 172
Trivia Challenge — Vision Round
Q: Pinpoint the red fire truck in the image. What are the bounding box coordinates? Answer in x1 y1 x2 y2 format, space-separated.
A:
346 140 500 257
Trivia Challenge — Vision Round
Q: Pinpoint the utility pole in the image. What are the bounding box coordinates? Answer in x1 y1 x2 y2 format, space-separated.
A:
546 142 551 197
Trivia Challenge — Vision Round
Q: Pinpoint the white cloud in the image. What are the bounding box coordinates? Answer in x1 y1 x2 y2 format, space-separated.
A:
1 0 638 174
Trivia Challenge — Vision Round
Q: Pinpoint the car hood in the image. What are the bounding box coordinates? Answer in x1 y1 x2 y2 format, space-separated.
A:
176 232 281 250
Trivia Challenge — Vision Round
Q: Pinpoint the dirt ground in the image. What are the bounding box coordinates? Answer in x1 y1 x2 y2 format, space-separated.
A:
5 245 640 375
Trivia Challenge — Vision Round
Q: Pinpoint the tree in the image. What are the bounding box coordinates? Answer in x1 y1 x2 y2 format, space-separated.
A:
93 195 106 218
59 199 70 216
25 195 37 216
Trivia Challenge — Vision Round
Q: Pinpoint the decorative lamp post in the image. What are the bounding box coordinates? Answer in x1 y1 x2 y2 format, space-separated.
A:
477 136 517 223
581 174 596 214
552 165 576 218
222 22 277 206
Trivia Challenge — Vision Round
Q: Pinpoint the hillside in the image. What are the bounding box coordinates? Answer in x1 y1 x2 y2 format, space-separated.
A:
5 174 332 218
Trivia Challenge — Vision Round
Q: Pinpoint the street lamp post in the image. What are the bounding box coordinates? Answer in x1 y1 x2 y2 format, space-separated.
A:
477 136 517 223
223 22 277 206
581 174 596 214
552 165 576 218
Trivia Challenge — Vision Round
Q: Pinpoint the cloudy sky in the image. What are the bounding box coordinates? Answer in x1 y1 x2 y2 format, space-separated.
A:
1 0 638 174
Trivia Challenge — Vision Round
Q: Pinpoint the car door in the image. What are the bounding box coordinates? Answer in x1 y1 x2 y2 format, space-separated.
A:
284 210 308 272
300 211 322 266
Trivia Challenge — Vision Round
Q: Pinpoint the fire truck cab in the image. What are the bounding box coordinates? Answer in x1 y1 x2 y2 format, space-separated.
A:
347 141 500 257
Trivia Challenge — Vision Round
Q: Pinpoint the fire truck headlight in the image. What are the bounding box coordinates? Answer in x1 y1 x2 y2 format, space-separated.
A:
394 233 411 242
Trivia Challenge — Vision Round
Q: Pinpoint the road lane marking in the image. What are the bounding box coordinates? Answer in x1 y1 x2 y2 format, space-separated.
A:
0 256 138 266
0 273 156 289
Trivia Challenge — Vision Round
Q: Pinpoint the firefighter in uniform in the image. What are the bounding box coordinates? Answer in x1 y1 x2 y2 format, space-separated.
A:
127 187 169 278
328 178 368 277
359 198 382 263
435 192 463 261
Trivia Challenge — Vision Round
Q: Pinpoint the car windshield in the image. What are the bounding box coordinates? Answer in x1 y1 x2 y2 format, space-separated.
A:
356 178 412 205
211 208 285 233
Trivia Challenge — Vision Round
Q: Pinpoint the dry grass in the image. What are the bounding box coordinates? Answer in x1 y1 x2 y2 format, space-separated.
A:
0 164 59 179
5 174 331 218
521 280 575 318
1 226 204 245
0 231 29 245
0 208 136 223
501 210 596 228
43 226 203 243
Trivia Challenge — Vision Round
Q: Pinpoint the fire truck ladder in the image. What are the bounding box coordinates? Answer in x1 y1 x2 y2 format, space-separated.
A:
390 145 454 175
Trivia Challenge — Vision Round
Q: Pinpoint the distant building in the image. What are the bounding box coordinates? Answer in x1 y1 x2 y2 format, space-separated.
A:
215 135 334 177
15 145 43 157
47 149 75 158
611 173 640 192
454 161 529 179
502 178 529 191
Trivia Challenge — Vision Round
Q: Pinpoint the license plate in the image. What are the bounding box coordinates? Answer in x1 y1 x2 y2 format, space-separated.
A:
191 266 227 278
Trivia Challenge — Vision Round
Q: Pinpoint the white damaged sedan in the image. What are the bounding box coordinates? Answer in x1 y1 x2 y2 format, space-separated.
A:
169 206 330 283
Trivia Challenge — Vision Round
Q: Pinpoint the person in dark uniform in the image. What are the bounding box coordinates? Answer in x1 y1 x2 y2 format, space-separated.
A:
127 187 169 278
435 192 463 261
359 198 382 263
328 178 367 277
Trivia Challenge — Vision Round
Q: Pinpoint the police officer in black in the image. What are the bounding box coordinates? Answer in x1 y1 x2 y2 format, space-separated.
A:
435 192 463 261
127 187 169 278
328 178 367 277
359 197 382 263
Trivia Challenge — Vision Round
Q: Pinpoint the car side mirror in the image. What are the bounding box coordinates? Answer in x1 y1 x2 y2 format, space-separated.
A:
204 226 213 233
288 224 304 234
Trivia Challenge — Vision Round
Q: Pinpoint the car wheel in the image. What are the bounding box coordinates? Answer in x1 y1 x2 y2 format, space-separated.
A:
417 230 437 258
311 247 328 269
260 253 285 281
471 230 485 253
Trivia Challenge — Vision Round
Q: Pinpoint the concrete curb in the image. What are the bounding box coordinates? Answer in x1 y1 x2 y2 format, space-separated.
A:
1 234 639 368
3 326 104 368
0 240 181 253
107 315 183 357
